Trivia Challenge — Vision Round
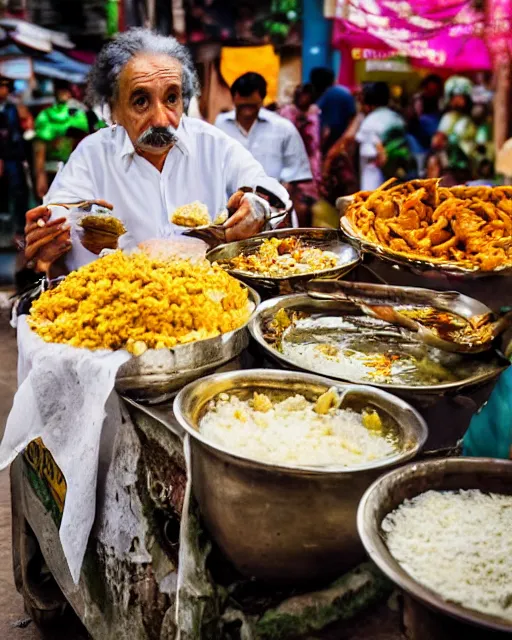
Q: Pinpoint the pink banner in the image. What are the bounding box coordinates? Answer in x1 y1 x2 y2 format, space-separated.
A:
333 0 491 77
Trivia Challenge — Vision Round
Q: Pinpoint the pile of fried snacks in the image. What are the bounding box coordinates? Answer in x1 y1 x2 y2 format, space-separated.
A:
223 236 339 277
344 179 512 271
28 251 251 354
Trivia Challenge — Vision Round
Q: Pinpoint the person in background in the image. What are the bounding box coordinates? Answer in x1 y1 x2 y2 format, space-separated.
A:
356 82 409 191
310 67 356 154
0 76 33 240
472 102 493 167
313 111 362 228
409 74 443 150
34 80 89 200
437 77 477 159
279 84 321 225
215 72 312 225
425 131 471 186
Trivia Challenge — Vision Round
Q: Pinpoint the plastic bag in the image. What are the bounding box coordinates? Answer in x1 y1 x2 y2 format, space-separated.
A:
137 237 208 263
463 366 512 460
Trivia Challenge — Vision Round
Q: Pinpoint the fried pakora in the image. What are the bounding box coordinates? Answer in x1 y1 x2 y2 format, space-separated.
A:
344 179 512 271
28 251 251 353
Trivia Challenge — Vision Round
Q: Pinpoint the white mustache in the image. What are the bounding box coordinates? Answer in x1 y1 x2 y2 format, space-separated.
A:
136 126 178 148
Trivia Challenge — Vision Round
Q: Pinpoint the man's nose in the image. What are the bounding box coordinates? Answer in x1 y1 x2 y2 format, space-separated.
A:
151 100 179 129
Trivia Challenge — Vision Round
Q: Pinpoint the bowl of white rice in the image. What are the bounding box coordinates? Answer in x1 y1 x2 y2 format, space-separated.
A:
357 457 512 636
174 368 427 583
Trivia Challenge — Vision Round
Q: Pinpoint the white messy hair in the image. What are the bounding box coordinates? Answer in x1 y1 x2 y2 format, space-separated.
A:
86 28 200 111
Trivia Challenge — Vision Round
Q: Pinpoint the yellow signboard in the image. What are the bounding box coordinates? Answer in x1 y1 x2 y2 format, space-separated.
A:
220 45 280 105
25 438 67 513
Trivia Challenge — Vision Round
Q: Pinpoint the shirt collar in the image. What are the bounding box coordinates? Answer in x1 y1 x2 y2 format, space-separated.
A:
226 108 271 123
117 117 191 167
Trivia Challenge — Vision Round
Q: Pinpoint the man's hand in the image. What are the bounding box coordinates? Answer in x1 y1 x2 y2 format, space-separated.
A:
25 205 71 274
224 192 266 242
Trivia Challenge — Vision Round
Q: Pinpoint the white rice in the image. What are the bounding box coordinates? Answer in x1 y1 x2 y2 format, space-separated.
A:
382 489 512 622
198 393 397 467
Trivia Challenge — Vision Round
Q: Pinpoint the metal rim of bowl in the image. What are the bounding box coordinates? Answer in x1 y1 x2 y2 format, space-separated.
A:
115 283 260 371
357 457 512 633
248 294 509 395
173 368 428 475
206 228 361 282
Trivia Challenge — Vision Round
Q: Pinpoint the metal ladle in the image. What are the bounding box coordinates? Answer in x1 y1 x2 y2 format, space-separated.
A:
306 279 512 354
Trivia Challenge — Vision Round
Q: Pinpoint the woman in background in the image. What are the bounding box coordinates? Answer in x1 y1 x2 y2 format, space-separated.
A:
280 84 321 225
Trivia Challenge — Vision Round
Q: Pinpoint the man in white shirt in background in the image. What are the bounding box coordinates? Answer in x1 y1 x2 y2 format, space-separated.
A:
215 73 313 225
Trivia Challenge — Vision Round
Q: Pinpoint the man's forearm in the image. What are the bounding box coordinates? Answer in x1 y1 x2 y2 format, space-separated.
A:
34 141 46 178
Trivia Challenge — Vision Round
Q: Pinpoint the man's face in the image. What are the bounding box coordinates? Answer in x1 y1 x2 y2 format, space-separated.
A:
114 53 183 156
56 88 71 104
233 90 263 123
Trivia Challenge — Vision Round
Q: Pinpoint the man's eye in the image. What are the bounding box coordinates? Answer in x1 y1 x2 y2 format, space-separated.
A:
168 93 178 105
134 96 147 108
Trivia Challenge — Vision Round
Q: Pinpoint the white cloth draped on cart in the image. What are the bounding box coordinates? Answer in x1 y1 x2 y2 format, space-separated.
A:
0 316 130 583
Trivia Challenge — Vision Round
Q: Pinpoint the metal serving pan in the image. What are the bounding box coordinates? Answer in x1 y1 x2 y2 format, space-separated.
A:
206 228 360 296
338 195 512 279
115 285 260 403
357 457 512 637
173 368 427 583
249 293 508 399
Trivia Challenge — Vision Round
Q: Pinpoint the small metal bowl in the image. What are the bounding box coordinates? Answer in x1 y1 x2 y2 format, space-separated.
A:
357 457 512 637
174 368 427 583
206 228 361 296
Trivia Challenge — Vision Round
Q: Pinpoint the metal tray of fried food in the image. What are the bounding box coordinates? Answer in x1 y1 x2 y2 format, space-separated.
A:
206 228 360 295
248 294 509 400
306 280 512 354
115 286 260 403
337 189 512 279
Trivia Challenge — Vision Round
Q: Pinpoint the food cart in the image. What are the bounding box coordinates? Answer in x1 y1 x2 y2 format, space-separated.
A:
7 187 512 639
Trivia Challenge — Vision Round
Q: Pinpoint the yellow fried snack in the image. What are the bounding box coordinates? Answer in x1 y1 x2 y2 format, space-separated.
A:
344 180 512 271
170 201 210 227
28 251 251 353
223 236 339 277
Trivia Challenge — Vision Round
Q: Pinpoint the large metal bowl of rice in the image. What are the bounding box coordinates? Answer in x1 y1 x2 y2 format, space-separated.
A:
173 368 427 583
357 457 512 637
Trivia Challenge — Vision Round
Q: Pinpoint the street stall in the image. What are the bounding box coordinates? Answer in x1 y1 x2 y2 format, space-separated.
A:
2 188 512 639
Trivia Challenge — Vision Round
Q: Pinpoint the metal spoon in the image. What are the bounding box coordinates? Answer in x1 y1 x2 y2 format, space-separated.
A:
306 280 512 354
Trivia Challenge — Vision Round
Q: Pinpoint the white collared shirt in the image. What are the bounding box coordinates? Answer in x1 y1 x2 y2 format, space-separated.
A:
44 116 290 270
214 108 312 184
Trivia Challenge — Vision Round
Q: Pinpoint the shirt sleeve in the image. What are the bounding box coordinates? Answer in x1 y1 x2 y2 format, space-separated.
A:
280 125 313 183
43 141 97 205
224 138 291 209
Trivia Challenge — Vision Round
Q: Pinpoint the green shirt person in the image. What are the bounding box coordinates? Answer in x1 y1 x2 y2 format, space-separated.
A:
34 80 89 199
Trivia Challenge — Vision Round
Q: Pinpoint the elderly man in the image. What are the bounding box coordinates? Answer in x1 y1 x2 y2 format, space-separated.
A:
25 29 290 274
